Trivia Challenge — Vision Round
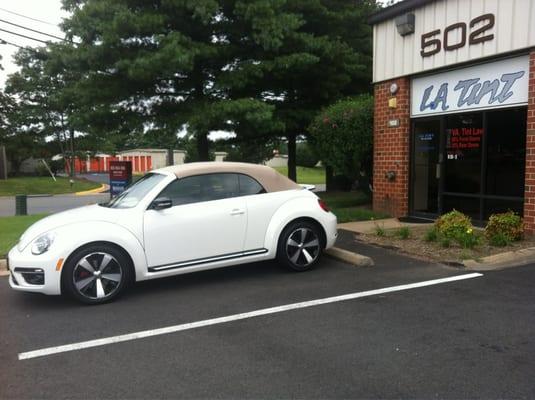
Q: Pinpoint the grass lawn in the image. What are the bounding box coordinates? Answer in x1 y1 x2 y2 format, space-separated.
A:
0 214 48 257
0 177 100 196
318 191 389 223
273 166 325 184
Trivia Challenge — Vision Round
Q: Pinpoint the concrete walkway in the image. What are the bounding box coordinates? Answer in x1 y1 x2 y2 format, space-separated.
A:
338 218 432 234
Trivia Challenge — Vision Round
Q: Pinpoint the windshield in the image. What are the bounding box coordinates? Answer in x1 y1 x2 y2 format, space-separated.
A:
103 173 167 209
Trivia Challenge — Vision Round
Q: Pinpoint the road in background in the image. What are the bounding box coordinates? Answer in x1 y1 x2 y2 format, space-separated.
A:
0 193 109 216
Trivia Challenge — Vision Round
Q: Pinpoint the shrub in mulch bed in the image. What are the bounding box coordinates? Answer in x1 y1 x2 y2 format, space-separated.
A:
485 211 523 245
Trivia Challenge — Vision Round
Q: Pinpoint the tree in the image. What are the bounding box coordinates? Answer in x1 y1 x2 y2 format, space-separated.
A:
309 94 373 187
228 0 378 180
0 64 13 142
296 141 319 168
5 46 82 175
60 0 280 161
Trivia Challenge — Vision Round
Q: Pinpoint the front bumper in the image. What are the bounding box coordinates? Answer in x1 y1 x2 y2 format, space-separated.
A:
8 245 64 295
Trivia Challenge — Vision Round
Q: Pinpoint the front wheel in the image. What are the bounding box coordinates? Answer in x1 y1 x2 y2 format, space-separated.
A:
63 244 132 304
277 221 323 272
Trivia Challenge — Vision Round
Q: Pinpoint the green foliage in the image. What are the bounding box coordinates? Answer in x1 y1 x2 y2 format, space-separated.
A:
296 142 319 168
435 210 482 248
0 177 99 196
424 227 438 242
456 230 481 249
0 214 49 257
440 237 451 248
435 210 473 240
309 95 374 181
273 166 325 185
375 224 386 237
488 232 512 247
318 191 370 209
317 190 381 223
60 0 375 174
485 211 523 242
395 226 411 240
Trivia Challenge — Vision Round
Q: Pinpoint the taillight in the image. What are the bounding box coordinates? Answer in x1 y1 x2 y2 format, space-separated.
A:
318 199 330 212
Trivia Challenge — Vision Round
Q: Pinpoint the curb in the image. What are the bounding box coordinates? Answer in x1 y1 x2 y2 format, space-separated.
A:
0 259 8 277
325 247 374 267
463 247 535 271
75 184 109 196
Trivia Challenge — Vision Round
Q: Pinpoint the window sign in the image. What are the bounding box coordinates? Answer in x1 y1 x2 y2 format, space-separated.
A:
411 56 529 117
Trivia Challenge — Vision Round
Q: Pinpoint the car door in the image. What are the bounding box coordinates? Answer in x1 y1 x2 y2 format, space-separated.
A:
237 173 296 251
143 173 247 270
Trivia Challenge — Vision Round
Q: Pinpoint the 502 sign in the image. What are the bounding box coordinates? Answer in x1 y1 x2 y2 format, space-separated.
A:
420 14 495 57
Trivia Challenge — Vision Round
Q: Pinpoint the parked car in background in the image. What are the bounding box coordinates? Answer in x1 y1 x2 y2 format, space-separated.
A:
8 162 338 304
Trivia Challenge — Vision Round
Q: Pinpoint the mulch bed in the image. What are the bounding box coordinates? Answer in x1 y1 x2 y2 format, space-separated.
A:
354 225 535 265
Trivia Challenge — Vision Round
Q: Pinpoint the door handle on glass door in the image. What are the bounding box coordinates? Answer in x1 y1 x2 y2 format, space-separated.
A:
230 208 245 216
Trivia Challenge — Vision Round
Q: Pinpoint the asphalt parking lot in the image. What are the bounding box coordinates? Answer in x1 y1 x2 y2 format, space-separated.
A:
1 244 534 399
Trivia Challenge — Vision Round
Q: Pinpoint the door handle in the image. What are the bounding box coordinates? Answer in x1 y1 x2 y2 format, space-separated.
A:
230 208 245 216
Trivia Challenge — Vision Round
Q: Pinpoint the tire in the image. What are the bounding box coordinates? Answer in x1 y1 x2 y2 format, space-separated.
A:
277 220 323 272
62 244 133 305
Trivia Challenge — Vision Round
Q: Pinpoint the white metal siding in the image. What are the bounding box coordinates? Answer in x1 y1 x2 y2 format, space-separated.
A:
373 0 535 82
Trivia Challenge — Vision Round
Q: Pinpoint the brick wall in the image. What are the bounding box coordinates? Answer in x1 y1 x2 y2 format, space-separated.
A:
372 78 411 218
523 51 535 234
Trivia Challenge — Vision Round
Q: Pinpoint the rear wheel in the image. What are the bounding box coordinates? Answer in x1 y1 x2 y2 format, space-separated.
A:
277 221 322 271
63 244 132 304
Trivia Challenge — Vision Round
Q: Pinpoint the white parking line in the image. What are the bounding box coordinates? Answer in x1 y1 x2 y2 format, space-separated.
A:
18 273 483 360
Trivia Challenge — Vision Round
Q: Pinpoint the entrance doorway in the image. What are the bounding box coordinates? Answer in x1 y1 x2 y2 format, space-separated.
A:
411 119 441 217
410 107 527 223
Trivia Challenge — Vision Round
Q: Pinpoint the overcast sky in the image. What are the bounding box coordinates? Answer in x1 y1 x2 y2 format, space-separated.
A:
0 0 397 88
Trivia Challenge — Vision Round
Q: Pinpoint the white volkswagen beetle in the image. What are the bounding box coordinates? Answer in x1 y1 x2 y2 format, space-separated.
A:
8 162 337 304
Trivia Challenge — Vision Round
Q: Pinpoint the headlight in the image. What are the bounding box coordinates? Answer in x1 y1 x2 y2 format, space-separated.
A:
31 233 55 255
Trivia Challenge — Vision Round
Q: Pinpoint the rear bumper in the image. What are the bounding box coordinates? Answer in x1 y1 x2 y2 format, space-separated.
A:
323 212 338 249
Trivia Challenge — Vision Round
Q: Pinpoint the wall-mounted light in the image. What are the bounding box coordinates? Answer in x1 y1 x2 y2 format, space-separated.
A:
385 171 397 182
395 13 415 36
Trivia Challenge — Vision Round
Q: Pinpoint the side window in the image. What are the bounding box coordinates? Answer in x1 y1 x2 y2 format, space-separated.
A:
157 173 239 206
238 174 266 196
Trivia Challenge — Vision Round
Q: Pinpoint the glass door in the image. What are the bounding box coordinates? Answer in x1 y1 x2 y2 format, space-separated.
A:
411 119 441 216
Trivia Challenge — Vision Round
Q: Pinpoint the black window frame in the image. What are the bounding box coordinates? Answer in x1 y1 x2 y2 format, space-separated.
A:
409 106 527 224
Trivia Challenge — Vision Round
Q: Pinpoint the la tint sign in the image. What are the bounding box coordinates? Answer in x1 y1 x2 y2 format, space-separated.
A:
411 56 529 117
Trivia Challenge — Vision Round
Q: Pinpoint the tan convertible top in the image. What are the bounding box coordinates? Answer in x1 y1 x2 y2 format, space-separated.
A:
156 162 301 193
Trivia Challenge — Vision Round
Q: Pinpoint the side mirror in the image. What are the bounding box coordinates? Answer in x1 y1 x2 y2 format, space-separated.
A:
151 197 173 210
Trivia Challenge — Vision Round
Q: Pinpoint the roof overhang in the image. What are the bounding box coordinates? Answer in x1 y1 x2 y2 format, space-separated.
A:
368 0 436 25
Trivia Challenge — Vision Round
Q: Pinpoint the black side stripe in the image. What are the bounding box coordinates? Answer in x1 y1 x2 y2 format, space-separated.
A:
148 248 268 272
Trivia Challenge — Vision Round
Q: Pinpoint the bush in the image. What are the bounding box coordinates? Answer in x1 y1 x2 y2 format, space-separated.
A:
435 210 473 240
485 211 523 242
395 226 410 240
424 227 438 242
309 95 373 181
488 232 512 247
456 229 481 249
296 142 319 168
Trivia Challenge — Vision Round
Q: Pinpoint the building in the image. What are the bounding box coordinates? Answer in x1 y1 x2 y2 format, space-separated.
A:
117 149 186 171
65 149 186 174
369 0 535 232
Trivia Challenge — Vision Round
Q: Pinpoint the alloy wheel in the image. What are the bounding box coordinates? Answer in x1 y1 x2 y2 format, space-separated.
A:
72 252 123 300
286 227 320 267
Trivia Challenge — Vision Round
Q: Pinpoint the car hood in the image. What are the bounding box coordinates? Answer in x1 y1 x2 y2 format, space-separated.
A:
18 204 119 251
